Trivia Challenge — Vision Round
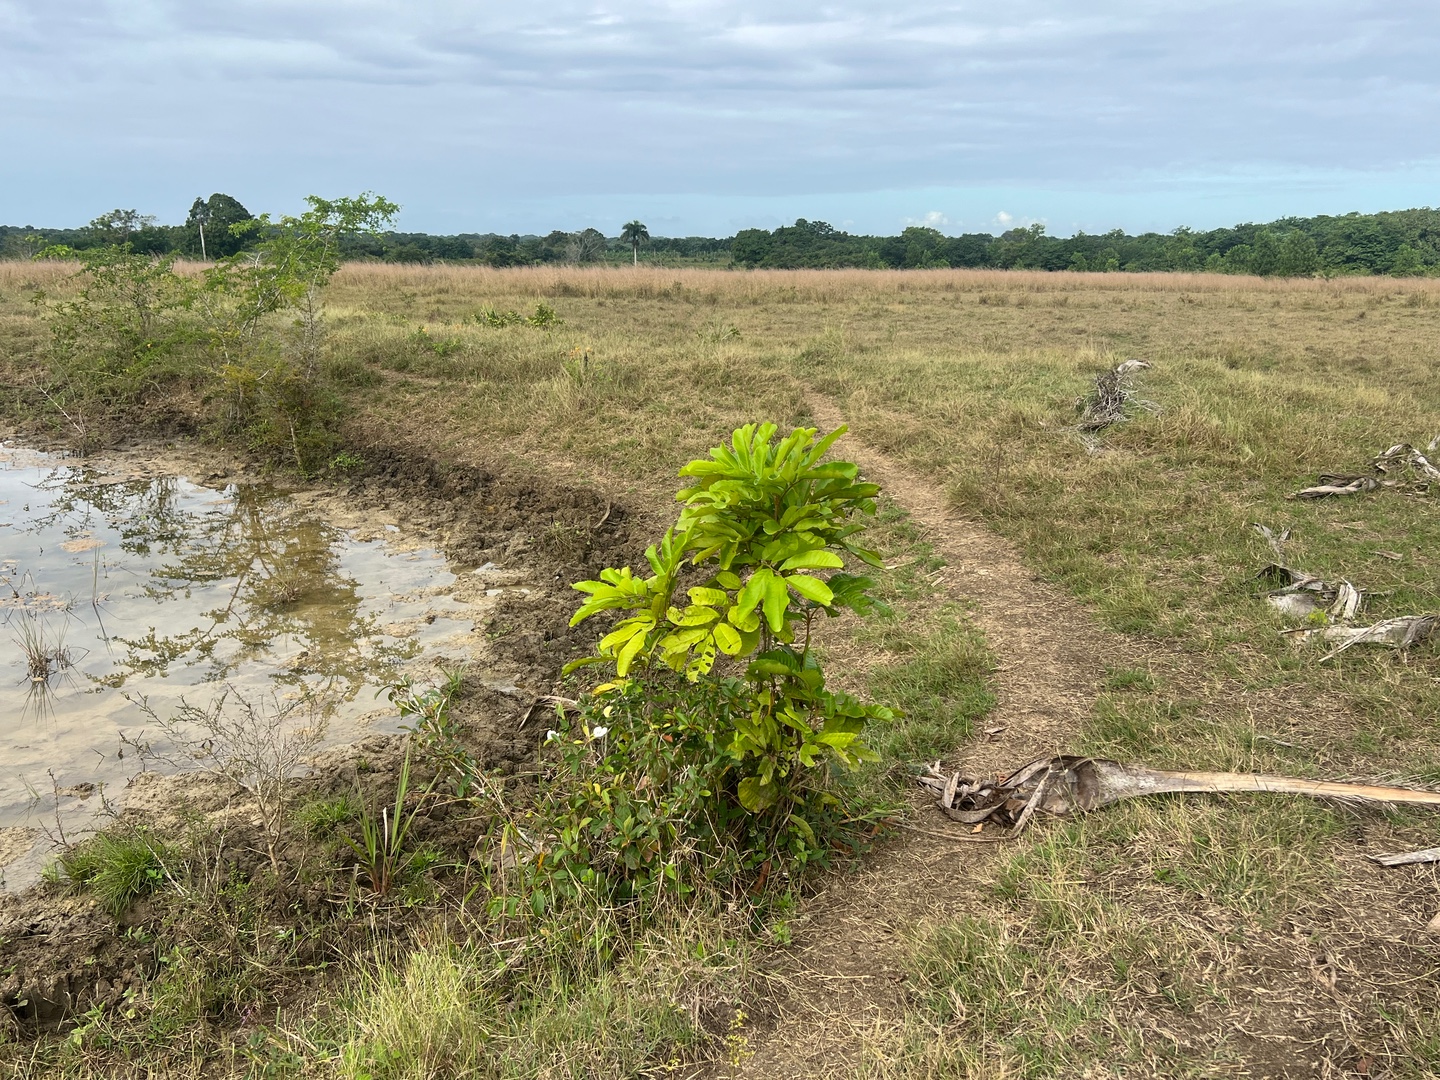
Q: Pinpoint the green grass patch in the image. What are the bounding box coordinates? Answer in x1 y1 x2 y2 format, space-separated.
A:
52 828 175 916
867 613 996 763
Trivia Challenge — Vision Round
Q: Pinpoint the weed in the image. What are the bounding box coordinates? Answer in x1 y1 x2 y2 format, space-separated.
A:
346 747 425 896
475 305 523 328
409 325 465 356
13 614 75 683
53 828 175 916
474 302 560 329
389 668 477 797
295 793 361 839
130 686 328 874
1102 665 1157 692
336 946 493 1079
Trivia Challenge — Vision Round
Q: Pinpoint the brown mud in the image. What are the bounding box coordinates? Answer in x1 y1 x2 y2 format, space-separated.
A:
0 432 643 1035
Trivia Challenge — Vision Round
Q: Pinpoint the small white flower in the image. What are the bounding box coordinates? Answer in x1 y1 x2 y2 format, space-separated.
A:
544 729 560 742
590 725 610 739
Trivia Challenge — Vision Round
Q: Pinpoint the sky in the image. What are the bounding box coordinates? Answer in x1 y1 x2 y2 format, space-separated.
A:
1 0 1437 237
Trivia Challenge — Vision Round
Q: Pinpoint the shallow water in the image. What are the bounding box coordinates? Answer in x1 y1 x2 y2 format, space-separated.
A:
0 444 506 884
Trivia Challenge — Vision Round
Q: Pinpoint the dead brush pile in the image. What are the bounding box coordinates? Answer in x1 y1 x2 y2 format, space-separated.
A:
1075 358 1155 434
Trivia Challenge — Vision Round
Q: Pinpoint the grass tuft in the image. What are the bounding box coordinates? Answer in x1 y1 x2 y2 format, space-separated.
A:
53 828 174 916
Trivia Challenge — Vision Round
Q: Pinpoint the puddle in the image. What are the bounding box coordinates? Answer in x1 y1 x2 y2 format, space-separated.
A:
0 444 525 886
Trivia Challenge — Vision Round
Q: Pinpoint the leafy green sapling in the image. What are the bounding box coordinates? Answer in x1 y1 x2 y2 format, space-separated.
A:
565 423 895 817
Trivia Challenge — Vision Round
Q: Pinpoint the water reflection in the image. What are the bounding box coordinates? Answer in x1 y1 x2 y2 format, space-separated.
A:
0 446 484 858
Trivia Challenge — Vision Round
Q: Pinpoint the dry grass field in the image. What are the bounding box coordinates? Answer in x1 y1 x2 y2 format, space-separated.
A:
2 263 1438 1078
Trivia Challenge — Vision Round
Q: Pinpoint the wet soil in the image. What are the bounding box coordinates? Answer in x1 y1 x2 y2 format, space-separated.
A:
0 432 643 1035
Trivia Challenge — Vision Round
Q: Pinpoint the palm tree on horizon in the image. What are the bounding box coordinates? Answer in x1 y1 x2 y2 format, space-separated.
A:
621 220 649 266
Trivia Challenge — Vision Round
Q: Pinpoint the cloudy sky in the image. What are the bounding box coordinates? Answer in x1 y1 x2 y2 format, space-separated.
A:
2 1 1437 236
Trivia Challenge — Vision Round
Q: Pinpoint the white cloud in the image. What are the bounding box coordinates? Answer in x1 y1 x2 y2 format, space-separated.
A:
2 1 1439 230
903 210 952 229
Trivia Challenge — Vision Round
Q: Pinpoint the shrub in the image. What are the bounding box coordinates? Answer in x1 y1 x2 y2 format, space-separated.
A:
527 423 895 903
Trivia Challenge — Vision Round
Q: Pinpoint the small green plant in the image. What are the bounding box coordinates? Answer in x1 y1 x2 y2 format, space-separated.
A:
296 793 361 839
53 827 174 915
1102 666 1157 692
534 423 896 901
410 326 466 356
389 668 477 797
697 322 741 343
528 301 561 327
561 348 593 385
347 748 426 896
31 242 198 448
473 303 561 328
329 450 365 472
474 306 524 328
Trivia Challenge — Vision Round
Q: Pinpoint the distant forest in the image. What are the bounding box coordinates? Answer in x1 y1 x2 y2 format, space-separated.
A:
3 196 1437 276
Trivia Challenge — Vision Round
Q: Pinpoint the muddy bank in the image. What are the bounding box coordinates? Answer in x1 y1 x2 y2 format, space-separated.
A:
0 433 641 1035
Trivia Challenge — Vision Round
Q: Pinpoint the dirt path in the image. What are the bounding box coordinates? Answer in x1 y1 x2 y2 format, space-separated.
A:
729 399 1134 1077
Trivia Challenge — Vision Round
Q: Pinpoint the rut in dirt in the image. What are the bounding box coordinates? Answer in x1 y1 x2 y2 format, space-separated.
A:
725 400 1130 1078
808 398 1111 774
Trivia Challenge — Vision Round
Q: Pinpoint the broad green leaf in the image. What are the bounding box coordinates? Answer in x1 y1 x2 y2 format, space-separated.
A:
761 575 789 632
667 605 719 627
688 586 729 607
712 622 743 656
659 627 709 653
747 658 796 679
599 615 653 655
811 729 859 750
802 425 846 467
726 605 762 633
737 776 778 812
784 573 834 606
614 629 648 676
780 549 844 571
560 655 606 675
735 567 771 621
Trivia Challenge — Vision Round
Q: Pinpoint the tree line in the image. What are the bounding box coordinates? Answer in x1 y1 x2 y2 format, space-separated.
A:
3 194 1437 275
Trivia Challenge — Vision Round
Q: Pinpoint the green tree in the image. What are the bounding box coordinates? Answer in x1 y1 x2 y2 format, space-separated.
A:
186 194 253 260
1220 244 1253 274
86 210 156 246
1248 230 1283 276
199 192 399 470
543 424 895 897
898 226 946 268
1390 243 1426 277
1163 227 1201 271
620 220 649 265
1276 230 1320 277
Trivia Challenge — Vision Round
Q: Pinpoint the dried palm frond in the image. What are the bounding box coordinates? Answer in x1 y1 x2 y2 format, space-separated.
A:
1075 359 1155 433
917 756 1440 833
